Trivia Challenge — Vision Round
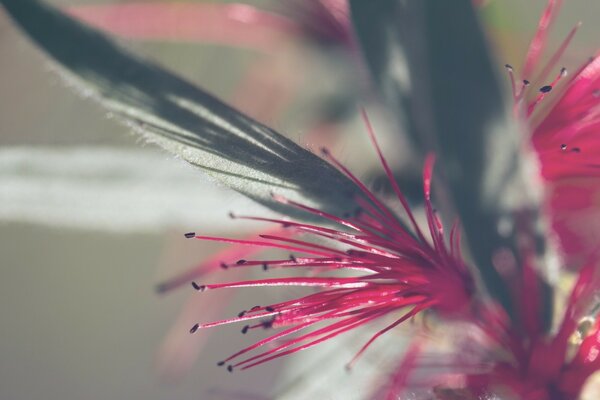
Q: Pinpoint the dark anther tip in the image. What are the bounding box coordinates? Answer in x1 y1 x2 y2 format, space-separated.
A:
289 255 297 263
238 310 246 318
241 325 249 334
265 306 275 312
572 147 581 153
220 262 229 270
540 85 553 93
505 64 513 70
227 365 234 373
523 79 530 86
262 321 273 329
236 259 247 265
191 282 206 292
217 361 225 367
228 211 235 219
190 323 200 334
262 263 268 271
184 232 196 239
561 144 567 150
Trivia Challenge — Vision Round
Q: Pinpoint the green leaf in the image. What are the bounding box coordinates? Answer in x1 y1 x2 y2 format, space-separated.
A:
349 0 420 148
0 0 362 220
352 0 553 320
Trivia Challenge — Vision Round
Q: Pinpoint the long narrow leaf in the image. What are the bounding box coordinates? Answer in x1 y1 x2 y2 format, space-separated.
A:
0 0 362 220
351 0 553 320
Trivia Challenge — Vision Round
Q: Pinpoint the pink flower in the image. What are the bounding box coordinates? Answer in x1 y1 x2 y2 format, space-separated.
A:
461 263 600 400
187 113 473 372
507 0 600 268
515 1 600 182
283 0 352 47
385 242 600 399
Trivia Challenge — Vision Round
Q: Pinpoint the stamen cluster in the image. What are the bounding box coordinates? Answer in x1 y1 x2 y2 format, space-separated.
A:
187 114 473 372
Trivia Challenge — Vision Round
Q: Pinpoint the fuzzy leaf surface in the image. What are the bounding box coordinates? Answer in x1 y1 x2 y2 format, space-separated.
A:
0 0 363 220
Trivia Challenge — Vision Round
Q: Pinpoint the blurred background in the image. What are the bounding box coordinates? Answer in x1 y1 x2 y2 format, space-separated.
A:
1 0 600 399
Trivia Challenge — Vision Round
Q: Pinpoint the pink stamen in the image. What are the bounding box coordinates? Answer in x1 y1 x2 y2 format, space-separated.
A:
536 22 582 85
527 67 568 116
522 0 563 79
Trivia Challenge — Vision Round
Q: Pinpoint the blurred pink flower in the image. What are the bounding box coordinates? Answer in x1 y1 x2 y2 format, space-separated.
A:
65 2 299 51
463 263 599 399
380 233 600 399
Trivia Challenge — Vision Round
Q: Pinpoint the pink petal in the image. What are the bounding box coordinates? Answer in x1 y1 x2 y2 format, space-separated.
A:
546 178 600 268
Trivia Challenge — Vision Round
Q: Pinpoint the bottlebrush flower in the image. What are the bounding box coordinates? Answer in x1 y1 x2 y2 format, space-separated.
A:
382 233 600 399
459 263 600 400
506 0 600 268
507 0 600 181
186 113 474 372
